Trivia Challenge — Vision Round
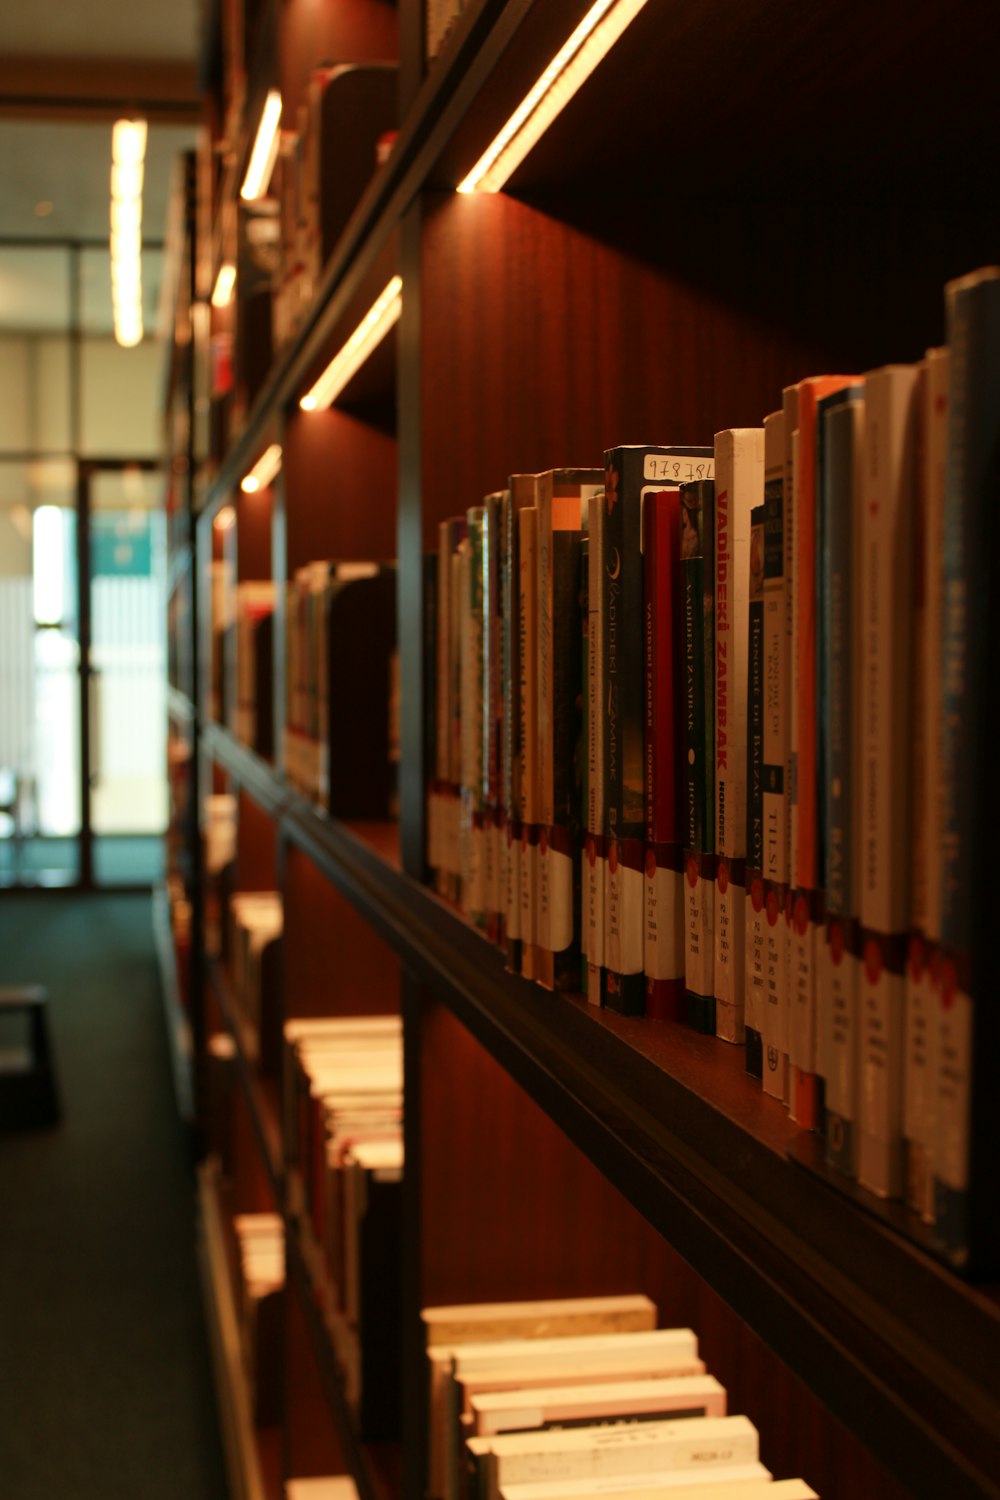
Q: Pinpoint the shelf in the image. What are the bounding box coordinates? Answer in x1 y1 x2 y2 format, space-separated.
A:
197 1159 280 1500
167 684 197 724
208 956 284 1203
151 880 195 1122
286 1219 403 1500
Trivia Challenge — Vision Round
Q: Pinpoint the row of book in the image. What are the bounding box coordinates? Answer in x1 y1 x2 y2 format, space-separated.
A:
233 1210 284 1428
425 266 1000 1272
283 559 399 816
228 890 283 1068
283 1013 403 1440
423 1293 816 1500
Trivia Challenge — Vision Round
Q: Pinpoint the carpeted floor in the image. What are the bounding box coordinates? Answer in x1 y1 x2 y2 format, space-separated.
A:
0 893 229 1500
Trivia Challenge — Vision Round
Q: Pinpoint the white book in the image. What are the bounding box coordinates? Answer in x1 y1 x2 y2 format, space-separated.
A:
424 1295 657 1349
713 428 762 1042
471 1375 726 1436
482 1416 759 1500
856 364 919 1198
501 1475 821 1500
286 1480 360 1500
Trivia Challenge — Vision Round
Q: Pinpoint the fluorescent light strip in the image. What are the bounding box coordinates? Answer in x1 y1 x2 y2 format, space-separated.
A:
241 90 283 201
300 276 402 411
110 116 147 347
241 443 283 493
212 263 237 309
457 0 648 194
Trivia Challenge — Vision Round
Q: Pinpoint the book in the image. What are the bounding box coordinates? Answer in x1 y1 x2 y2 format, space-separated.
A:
601 446 714 1015
643 487 684 1022
743 503 766 1079
286 1481 360 1500
681 478 716 1033
482 491 504 946
817 388 865 1176
760 411 789 1100
502 478 537 973
856 364 919 1200
518 507 541 981
536 470 601 990
479 1415 760 1500
469 1374 727 1436
936 266 1000 1270
787 376 857 1128
903 347 948 1222
460 518 486 927
499 1477 818 1500
585 489 606 1006
713 430 763 1042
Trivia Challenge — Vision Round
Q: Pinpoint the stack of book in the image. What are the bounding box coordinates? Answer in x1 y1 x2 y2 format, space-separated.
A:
283 1014 404 1438
423 1294 816 1500
233 1211 284 1427
284 559 398 818
424 265 1000 1273
228 891 283 1066
286 1480 360 1500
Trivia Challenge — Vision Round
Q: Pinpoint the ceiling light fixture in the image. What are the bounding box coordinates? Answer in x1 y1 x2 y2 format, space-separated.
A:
241 443 282 493
241 90 283 201
300 276 402 411
212 263 237 309
456 0 648 193
109 116 147 347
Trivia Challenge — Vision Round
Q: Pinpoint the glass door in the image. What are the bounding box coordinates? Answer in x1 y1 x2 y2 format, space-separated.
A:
84 462 168 887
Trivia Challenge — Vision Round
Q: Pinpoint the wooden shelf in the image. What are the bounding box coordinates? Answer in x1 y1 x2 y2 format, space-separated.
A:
208 956 284 1203
152 880 195 1122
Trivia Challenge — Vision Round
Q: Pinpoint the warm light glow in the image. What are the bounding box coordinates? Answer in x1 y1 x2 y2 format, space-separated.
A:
457 0 648 193
299 277 402 411
214 506 236 532
241 90 283 201
212 263 237 309
241 443 282 494
110 116 147 348
112 118 148 167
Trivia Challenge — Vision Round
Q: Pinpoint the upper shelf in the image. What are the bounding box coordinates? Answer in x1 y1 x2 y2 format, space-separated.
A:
202 719 1000 1500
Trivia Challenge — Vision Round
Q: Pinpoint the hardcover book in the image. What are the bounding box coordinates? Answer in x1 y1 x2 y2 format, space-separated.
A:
680 478 716 1033
760 411 789 1100
502 478 537 973
585 489 606 1006
602 446 713 1016
712 430 763 1042
461 515 486 928
936 266 1000 1270
643 487 684 1021
744 504 766 1079
518 507 540 981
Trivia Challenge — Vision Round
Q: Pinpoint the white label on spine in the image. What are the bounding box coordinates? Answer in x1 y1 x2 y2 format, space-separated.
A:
745 887 766 1037
537 840 552 953
858 959 904 1198
645 864 684 979
790 908 816 1074
715 877 746 1040
935 978 972 1192
506 830 521 941
584 848 604 969
762 894 788 1098
548 844 574 953
684 860 715 998
608 860 644 973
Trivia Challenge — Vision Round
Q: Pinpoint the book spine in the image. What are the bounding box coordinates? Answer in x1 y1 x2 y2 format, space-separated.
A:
518 507 539 981
482 494 502 946
681 478 716 1033
461 514 486 929
501 490 522 973
904 350 948 1222
856 365 918 1200
714 429 762 1042
585 488 605 1006
434 520 455 893
744 504 766 1079
761 410 789 1099
821 393 864 1175
643 487 684 1022
936 268 1000 1269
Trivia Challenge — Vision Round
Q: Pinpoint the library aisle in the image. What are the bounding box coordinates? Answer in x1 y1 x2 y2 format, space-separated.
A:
0 893 228 1500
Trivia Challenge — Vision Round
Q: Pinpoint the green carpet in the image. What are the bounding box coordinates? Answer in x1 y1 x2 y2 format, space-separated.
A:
0 893 228 1499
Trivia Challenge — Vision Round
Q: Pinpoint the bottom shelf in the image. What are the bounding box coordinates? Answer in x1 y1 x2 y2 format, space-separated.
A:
197 1158 282 1500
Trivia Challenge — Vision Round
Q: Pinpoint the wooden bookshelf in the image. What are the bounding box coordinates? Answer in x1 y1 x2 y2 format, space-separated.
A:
158 0 1000 1497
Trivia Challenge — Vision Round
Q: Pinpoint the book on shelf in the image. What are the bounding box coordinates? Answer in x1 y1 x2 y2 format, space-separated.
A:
473 1414 761 1500
743 502 766 1079
536 469 601 990
501 478 537 973
518 505 541 981
460 515 487 929
431 1325 699 1500
760 411 789 1101
233 580 275 757
585 489 605 1006
712 429 762 1044
432 517 468 903
642 487 684 1022
787 376 857 1129
680 477 717 1034
856 363 920 1201
468 1372 727 1436
285 1479 360 1500
903 345 949 1223
601 446 713 1016
498 1481 814 1500
227 892 282 1065
936 265 1000 1271
233 1212 284 1427
816 387 865 1177
483 492 505 947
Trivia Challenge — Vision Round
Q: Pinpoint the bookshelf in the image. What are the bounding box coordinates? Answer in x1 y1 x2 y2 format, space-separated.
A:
159 1 1000 1498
